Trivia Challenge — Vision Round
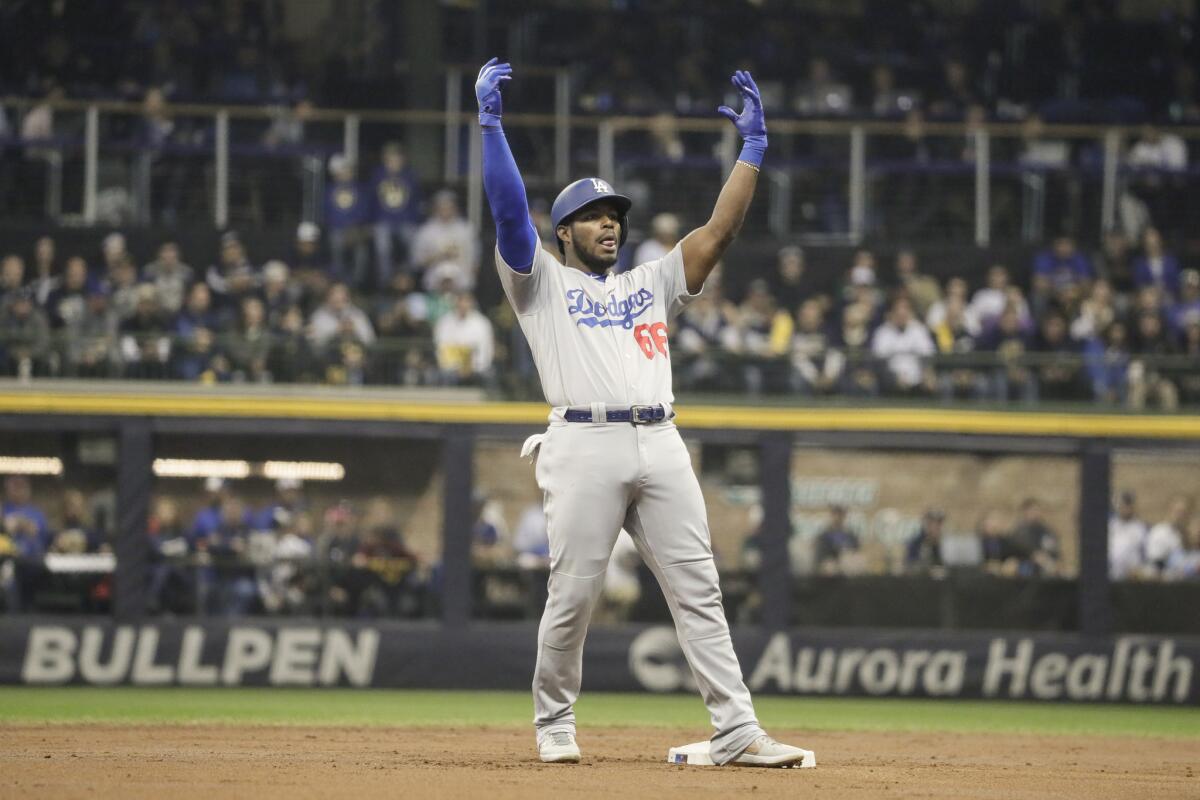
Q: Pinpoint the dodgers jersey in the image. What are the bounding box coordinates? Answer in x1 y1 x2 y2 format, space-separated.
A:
497 239 700 407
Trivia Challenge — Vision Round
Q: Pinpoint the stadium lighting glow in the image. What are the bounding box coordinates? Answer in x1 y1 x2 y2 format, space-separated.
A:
262 461 346 481
152 459 252 479
150 458 345 481
0 456 64 475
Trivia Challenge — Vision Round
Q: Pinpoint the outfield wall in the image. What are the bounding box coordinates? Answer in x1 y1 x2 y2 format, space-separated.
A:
4 619 1197 705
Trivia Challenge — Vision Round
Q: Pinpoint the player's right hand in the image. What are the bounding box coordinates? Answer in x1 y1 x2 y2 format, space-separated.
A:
476 57 512 125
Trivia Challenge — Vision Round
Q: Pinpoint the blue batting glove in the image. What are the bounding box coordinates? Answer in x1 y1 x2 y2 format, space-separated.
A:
717 70 768 167
476 57 513 127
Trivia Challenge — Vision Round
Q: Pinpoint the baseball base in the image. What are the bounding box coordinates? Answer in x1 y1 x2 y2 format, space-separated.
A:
666 740 817 768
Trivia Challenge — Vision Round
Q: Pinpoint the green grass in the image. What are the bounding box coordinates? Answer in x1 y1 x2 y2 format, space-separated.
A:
1 688 1197 738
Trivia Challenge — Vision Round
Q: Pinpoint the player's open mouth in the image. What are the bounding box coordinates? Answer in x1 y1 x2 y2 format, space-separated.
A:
599 237 617 251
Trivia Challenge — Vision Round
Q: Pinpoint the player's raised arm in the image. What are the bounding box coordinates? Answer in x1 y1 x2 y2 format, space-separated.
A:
680 70 768 294
477 57 539 272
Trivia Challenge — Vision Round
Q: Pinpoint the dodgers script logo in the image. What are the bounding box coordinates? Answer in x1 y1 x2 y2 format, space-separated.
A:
566 287 654 329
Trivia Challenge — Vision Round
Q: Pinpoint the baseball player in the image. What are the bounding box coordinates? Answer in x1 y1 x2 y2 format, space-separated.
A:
476 58 815 769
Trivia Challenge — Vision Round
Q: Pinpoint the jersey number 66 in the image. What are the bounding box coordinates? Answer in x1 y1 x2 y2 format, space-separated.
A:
634 322 669 360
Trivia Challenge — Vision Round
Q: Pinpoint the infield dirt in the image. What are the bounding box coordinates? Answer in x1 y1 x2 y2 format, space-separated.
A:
1 724 1196 799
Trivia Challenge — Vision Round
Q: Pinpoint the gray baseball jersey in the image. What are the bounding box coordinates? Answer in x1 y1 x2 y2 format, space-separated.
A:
496 239 696 408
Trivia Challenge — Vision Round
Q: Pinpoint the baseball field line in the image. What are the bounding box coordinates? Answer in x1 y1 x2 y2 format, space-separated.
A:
0 391 1197 439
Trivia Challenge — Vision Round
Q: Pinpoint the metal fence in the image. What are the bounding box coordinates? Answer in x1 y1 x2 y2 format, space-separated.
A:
4 73 1200 245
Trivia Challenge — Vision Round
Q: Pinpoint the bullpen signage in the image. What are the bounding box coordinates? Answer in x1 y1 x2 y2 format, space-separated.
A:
2 619 1196 704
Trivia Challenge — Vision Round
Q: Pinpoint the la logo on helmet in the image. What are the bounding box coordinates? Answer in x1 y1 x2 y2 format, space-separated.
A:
590 178 612 194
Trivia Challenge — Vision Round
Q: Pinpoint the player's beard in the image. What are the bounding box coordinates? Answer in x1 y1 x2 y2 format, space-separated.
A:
570 236 617 275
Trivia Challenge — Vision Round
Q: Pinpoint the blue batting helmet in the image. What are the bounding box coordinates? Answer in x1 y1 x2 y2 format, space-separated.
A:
550 177 633 255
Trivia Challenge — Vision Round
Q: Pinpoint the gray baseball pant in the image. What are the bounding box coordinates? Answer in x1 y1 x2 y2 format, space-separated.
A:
527 417 764 765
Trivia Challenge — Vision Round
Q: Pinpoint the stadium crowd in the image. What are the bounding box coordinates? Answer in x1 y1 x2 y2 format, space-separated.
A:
2 167 1199 409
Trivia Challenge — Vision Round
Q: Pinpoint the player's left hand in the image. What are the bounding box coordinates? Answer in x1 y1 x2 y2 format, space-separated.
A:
476 57 512 125
717 70 767 142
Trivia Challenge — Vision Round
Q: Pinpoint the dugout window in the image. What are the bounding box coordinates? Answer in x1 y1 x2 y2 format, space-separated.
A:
1109 449 1200 635
784 445 1081 630
0 431 118 615
149 433 441 619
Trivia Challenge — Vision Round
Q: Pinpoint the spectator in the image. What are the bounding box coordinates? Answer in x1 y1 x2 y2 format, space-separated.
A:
267 304 317 383
735 279 792 394
45 256 90 329
261 259 301 325
1171 270 1200 335
30 236 58 306
929 56 977 117
770 245 806 313
1070 279 1118 342
291 222 331 308
1145 497 1190 578
1165 517 1200 581
372 141 422 289
1109 490 1148 581
1128 311 1179 411
374 273 430 339
1084 320 1131 405
254 478 308 532
978 509 1022 576
1031 235 1094 315
174 282 222 340
633 213 680 267
229 296 271 382
195 495 257 615
932 294 986 400
968 264 1013 327
0 288 51 378
1031 311 1086 402
925 277 975 331
52 489 96 554
433 291 494 387
66 288 117 378
261 98 313 149
107 257 142 323
979 304 1036 403
412 190 478 292
1017 113 1069 169
1095 231 1136 294
868 63 914 118
675 285 739 392
1132 227 1181 302
309 282 375 350
189 477 230 544
172 326 231 383
871 296 936 395
906 508 947 577
837 300 880 396
789 299 843 395
1010 498 1061 577
793 56 852 116
469 491 509 568
2 476 50 549
206 232 260 312
143 241 193 314
813 505 860 575
324 154 370 288
119 285 172 379
0 254 26 305
1125 124 1188 237
100 233 130 279
893 249 941 320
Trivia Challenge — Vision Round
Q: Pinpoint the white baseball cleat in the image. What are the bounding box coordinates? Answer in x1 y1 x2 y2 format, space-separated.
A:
667 736 815 769
732 736 816 768
539 730 581 763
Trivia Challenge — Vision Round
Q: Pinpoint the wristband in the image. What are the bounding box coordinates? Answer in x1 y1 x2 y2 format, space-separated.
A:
738 134 767 168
